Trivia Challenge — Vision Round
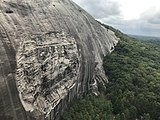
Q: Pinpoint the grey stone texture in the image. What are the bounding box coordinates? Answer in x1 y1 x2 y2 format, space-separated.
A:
0 0 119 119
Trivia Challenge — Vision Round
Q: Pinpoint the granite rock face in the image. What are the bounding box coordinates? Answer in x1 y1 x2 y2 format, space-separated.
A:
0 0 119 119
16 31 80 117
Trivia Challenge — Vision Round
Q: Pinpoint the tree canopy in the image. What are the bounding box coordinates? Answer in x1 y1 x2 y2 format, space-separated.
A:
61 24 160 120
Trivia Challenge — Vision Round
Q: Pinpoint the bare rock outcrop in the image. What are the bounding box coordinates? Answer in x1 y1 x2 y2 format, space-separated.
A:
16 31 80 117
0 0 119 119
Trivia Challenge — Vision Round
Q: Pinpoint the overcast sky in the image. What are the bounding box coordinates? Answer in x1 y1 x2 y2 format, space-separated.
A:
72 0 160 37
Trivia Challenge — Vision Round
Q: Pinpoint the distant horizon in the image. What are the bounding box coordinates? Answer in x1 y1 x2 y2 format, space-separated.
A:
128 34 160 38
128 33 160 39
98 20 160 38
73 0 160 37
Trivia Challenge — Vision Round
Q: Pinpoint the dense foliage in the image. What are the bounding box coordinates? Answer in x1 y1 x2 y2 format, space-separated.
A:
103 29 160 120
61 94 113 120
61 24 160 120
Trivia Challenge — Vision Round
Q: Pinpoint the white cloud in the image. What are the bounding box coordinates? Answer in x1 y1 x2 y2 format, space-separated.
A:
73 0 121 18
118 0 160 20
72 0 160 37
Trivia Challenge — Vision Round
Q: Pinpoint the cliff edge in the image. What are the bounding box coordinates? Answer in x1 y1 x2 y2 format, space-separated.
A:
0 0 119 119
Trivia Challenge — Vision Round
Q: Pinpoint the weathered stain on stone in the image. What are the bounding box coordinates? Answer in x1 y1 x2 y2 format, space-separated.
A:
0 0 119 119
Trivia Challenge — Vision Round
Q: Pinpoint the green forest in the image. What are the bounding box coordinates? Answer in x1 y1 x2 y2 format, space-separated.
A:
61 24 160 120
